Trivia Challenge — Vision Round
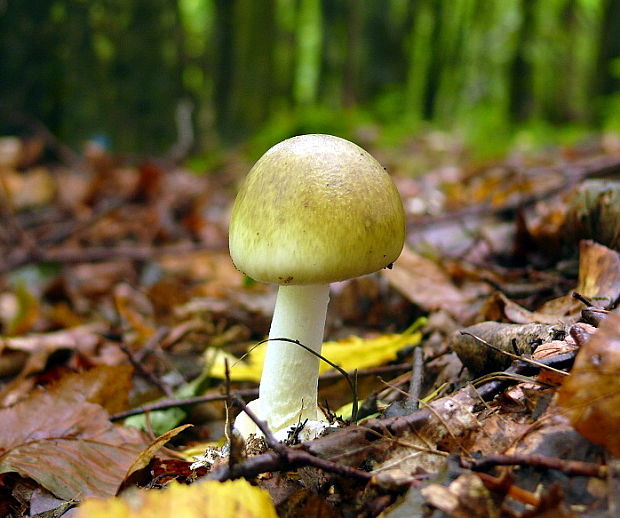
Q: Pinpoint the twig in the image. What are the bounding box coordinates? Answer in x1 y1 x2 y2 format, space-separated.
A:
464 453 612 479
202 349 578 485
0 242 218 274
408 347 424 411
475 471 540 507
205 446 373 483
572 291 594 307
207 397 373 483
118 341 175 398
224 359 241 472
109 388 259 421
231 397 284 456
108 363 413 422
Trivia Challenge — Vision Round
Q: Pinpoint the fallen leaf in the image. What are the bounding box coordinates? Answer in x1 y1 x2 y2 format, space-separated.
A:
75 479 278 518
575 240 620 308
62 364 134 414
489 292 575 325
124 424 193 481
556 311 620 456
482 241 620 325
384 247 469 315
0 323 105 378
564 180 620 251
0 367 149 500
420 473 499 518
207 322 423 382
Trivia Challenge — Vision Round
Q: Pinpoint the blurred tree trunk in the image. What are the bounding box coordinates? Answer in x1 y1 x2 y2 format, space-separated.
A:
214 0 275 140
0 0 64 134
510 0 535 122
342 0 363 107
293 0 323 106
405 0 435 122
596 0 620 98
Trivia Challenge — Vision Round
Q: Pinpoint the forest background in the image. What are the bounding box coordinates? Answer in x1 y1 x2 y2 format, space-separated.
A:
2 2 620 516
2 0 620 161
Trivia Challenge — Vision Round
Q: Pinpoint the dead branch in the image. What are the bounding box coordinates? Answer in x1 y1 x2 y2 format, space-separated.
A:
464 453 612 479
204 350 577 482
109 363 413 421
109 388 259 421
0 242 219 274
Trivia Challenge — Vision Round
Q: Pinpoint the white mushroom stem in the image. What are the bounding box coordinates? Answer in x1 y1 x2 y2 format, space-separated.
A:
256 283 330 432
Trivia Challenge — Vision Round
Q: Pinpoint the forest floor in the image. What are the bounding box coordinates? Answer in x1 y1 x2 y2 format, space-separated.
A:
0 131 619 518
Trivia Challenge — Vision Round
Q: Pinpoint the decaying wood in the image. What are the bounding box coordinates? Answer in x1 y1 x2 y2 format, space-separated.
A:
450 321 570 376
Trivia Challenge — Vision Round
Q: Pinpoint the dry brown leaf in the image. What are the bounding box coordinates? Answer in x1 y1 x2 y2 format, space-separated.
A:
0 323 105 378
488 292 569 325
384 247 470 316
59 364 134 414
0 367 149 500
556 311 620 456
484 241 620 325
564 180 620 251
124 424 192 481
575 240 620 308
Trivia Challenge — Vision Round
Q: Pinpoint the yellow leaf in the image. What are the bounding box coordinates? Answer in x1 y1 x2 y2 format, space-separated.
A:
75 479 277 518
207 319 425 382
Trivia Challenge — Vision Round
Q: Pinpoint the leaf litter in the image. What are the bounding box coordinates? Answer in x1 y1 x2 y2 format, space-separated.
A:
0 133 620 516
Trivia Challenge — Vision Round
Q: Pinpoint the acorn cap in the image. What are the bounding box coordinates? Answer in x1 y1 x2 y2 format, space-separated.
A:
229 134 405 285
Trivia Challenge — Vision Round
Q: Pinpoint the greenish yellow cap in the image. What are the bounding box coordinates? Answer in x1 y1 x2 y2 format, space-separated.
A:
229 134 405 285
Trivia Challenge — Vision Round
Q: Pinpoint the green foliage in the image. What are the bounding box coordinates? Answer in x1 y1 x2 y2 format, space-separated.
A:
0 0 618 155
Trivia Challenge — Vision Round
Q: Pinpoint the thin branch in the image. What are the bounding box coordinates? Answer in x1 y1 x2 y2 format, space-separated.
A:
231 397 285 456
464 453 613 479
118 341 175 398
109 388 259 421
207 398 373 483
408 346 424 411
109 363 413 421
204 446 373 483
0 242 218 274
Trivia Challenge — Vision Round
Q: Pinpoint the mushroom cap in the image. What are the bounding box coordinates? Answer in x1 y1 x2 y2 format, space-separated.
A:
229 134 406 285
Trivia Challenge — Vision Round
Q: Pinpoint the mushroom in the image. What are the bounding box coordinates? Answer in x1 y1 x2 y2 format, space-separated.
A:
229 134 405 438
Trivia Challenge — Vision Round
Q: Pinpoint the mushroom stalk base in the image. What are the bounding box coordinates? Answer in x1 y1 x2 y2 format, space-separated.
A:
238 284 330 435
